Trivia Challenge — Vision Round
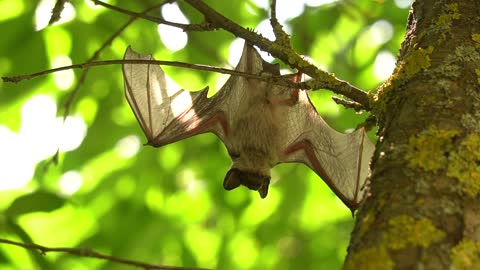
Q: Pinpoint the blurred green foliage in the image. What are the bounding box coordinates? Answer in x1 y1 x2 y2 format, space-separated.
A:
0 0 410 269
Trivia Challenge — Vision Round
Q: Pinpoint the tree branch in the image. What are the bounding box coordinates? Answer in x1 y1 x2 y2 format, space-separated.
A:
183 0 371 110
92 0 217 32
62 3 165 120
49 0 68 25
2 59 306 90
331 96 364 112
0 238 208 270
5 0 371 110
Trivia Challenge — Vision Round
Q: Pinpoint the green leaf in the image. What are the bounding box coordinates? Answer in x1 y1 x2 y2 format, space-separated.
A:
0 248 9 264
5 191 65 218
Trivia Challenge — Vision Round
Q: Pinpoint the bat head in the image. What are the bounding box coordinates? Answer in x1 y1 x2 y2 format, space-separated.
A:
223 168 271 198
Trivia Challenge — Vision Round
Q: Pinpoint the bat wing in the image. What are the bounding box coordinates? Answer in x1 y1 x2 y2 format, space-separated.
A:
123 47 227 146
279 90 375 210
123 44 276 148
123 46 222 146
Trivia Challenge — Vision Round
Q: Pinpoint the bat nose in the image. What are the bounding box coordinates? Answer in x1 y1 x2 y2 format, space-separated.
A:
222 168 271 198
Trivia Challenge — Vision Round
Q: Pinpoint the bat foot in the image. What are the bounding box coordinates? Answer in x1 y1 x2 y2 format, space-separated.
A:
223 168 270 198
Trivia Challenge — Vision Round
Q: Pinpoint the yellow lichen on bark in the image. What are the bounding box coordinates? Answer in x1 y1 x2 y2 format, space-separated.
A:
357 210 376 239
473 34 480 48
370 75 401 121
386 215 445 250
447 134 480 197
475 69 480 84
370 45 434 118
272 23 291 47
282 47 310 68
405 126 459 172
436 3 461 27
344 246 394 270
407 127 480 197
402 46 434 76
451 239 480 270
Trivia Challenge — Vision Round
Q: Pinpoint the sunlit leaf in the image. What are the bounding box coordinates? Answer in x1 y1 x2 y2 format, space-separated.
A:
5 190 65 218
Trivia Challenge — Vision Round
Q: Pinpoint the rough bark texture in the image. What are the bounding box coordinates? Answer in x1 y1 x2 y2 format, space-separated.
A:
344 0 480 269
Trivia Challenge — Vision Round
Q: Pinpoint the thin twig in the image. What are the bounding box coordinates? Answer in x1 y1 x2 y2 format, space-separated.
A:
92 0 216 32
49 0 67 25
2 59 307 90
42 3 167 168
332 96 364 112
62 3 164 120
183 0 371 110
270 0 277 22
269 0 291 46
0 238 208 270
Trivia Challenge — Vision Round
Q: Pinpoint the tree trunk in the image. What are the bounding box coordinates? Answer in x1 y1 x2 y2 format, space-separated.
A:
345 0 480 269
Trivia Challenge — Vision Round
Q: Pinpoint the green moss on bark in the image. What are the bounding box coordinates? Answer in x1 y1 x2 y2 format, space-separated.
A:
371 44 434 119
405 126 459 172
344 246 394 270
436 3 461 27
473 34 480 48
451 239 480 270
402 46 434 76
405 126 480 197
447 134 480 197
357 209 376 239
386 215 445 250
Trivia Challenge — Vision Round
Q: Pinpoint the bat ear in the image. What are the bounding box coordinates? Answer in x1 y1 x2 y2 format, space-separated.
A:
257 177 270 199
261 62 280 76
223 169 241 190
241 42 280 76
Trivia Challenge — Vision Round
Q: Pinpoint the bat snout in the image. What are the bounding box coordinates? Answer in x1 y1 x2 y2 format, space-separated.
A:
223 168 271 198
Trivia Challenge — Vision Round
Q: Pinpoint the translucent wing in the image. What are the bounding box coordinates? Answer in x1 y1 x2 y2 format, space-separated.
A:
279 90 375 210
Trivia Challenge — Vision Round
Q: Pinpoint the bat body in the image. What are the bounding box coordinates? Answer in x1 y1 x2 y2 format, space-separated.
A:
123 43 375 210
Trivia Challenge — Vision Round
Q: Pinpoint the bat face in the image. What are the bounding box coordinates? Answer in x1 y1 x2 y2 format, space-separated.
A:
123 43 375 211
223 168 270 198
225 153 273 198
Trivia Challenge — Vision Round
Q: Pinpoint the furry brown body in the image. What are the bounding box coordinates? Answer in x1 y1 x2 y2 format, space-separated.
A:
225 75 287 197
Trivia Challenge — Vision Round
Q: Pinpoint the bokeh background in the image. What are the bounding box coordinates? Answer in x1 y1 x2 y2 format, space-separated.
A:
0 0 410 269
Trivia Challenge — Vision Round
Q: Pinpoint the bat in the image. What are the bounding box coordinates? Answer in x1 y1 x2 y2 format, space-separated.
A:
122 43 375 210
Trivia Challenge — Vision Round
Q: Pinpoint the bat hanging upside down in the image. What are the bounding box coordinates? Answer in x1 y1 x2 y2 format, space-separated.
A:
122 42 375 211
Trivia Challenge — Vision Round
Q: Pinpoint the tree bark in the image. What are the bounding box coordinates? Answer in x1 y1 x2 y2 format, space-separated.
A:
345 0 480 269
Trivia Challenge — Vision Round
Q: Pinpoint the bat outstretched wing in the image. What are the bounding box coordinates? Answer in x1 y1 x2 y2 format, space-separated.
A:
123 46 222 146
123 44 277 148
279 90 375 210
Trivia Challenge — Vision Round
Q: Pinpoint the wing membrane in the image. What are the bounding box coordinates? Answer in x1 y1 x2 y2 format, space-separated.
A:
280 90 375 209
